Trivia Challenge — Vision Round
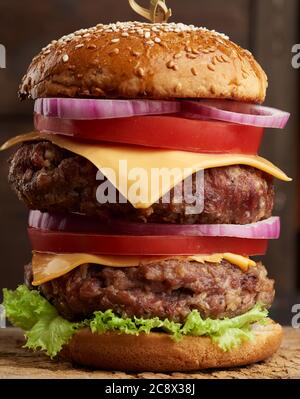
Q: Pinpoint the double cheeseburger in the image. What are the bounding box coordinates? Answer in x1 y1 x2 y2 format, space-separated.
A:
2 21 291 372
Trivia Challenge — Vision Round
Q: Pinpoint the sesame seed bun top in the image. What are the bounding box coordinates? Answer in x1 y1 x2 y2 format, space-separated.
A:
19 21 268 103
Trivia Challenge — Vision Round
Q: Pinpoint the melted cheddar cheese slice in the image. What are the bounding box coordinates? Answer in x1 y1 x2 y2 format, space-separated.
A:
31 252 256 286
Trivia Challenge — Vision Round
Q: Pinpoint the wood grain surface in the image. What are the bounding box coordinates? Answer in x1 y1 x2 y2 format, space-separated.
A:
0 328 299 379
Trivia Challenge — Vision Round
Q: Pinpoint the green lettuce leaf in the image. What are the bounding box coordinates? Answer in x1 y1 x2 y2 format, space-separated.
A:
3 285 269 357
24 315 79 358
181 305 268 351
3 285 55 330
3 286 80 358
212 327 254 352
90 310 183 338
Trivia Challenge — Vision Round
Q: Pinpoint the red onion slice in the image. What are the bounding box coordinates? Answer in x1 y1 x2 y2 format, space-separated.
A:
181 100 290 129
34 98 290 129
29 211 280 239
34 98 180 120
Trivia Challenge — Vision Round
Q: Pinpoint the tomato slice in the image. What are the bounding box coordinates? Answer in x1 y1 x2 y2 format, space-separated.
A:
28 228 268 256
34 114 264 154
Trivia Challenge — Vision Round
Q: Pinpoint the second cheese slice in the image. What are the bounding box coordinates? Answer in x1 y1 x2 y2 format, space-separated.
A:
31 252 256 286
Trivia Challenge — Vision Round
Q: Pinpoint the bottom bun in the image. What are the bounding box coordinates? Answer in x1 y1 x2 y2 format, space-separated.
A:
62 320 282 372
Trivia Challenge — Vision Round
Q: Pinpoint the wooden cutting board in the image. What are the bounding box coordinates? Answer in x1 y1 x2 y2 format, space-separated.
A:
0 328 299 379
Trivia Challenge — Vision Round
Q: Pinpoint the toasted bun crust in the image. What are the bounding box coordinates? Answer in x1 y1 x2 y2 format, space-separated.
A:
20 22 267 103
62 320 282 372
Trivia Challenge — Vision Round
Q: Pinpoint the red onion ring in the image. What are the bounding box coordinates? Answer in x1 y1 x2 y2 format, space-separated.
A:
34 98 180 120
28 211 280 239
181 100 290 129
34 98 290 129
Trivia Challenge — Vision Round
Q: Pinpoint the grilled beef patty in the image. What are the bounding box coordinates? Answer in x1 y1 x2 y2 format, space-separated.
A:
9 141 275 224
25 259 274 322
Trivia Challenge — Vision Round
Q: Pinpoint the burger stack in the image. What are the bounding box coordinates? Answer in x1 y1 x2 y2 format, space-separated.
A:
1 21 291 372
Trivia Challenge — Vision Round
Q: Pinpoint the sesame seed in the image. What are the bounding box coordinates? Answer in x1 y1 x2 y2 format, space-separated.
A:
187 54 197 59
167 60 175 68
44 50 51 55
174 52 182 59
154 37 161 43
191 67 198 76
221 54 230 63
110 48 120 55
207 64 215 71
75 44 84 49
144 32 151 39
132 50 141 57
175 82 182 91
111 38 120 43
136 67 145 77
94 88 103 95
167 60 178 70
87 44 97 50
62 54 69 63
122 32 129 37
146 40 154 46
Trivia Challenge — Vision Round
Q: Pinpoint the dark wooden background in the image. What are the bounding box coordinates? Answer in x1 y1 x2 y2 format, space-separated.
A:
0 0 299 325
